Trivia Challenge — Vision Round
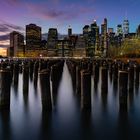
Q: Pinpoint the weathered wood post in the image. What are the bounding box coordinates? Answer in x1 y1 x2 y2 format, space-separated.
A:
119 71 128 111
23 64 29 94
0 70 11 110
81 70 91 110
101 67 108 94
40 69 52 111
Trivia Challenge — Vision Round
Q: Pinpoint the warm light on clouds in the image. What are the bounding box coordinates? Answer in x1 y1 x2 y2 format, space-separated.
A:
0 48 7 56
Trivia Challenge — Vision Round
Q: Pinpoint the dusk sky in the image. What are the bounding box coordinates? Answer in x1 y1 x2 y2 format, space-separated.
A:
0 0 140 48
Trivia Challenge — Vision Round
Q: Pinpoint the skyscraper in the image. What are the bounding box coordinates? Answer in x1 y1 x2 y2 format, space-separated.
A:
137 25 140 37
101 18 108 57
123 19 129 35
117 24 123 35
9 31 24 57
68 26 72 37
47 28 58 49
83 25 90 39
26 24 41 50
108 28 114 34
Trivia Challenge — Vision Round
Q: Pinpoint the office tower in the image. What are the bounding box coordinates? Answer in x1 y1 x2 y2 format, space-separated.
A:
9 31 24 57
83 25 90 39
26 24 41 50
123 19 129 35
74 35 86 57
68 26 72 37
95 26 100 50
89 20 97 55
101 18 108 57
90 20 97 46
104 18 107 34
137 25 140 37
108 28 114 34
47 28 58 49
117 24 123 35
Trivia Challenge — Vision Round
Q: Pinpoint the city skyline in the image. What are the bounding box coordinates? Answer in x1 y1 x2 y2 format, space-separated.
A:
0 0 140 48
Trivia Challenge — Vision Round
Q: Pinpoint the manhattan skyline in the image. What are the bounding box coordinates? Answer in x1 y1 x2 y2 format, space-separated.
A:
0 0 140 48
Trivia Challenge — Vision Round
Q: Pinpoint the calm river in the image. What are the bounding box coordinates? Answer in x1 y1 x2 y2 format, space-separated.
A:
0 62 140 140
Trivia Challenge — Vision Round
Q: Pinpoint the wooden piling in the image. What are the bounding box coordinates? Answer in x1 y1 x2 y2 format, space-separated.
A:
0 70 11 110
81 70 91 110
40 69 52 111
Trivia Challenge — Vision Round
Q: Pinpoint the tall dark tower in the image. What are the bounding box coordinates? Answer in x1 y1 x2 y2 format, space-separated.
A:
68 26 72 37
26 24 41 50
101 18 108 57
47 28 58 49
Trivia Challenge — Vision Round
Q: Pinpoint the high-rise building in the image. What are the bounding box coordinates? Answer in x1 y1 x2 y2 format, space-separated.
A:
68 26 72 37
26 24 41 50
123 19 129 35
117 24 123 35
137 25 140 37
9 31 24 57
101 18 108 57
108 28 114 34
47 28 58 49
83 25 90 39
90 20 97 46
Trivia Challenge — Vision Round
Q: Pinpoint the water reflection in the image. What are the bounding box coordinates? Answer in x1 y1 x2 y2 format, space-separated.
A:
1 60 140 140
0 110 11 140
40 111 52 140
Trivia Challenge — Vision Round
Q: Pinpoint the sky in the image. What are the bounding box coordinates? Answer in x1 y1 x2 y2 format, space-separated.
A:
0 0 140 48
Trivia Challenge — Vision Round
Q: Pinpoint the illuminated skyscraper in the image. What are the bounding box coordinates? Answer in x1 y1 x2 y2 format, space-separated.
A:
26 24 41 50
9 31 24 57
123 19 129 35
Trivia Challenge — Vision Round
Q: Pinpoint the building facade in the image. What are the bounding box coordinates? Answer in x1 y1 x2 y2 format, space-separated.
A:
123 19 129 36
26 24 41 50
9 31 24 57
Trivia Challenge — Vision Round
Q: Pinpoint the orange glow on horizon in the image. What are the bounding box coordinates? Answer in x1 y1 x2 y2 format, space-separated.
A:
0 48 7 56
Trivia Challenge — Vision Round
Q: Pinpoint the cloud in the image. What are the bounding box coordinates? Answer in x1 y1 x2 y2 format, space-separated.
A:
0 34 10 41
0 21 24 48
3 0 23 6
27 2 94 21
0 21 24 33
0 44 9 48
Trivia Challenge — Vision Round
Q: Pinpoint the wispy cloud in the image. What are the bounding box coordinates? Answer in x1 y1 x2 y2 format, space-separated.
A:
27 2 94 22
0 34 9 41
3 0 23 6
0 21 24 48
0 20 24 32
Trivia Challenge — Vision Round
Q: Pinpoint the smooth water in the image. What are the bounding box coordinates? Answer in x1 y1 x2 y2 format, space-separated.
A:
0 62 140 140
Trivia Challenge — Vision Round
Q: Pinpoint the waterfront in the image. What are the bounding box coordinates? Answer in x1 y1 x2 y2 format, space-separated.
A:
0 60 140 140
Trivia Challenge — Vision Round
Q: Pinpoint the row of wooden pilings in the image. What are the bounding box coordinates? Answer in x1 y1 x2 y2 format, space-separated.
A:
66 59 140 111
0 59 64 111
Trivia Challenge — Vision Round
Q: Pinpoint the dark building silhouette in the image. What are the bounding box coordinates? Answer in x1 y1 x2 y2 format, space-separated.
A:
137 25 140 37
47 28 58 49
117 24 123 35
9 31 24 57
101 18 108 57
68 26 72 37
26 24 41 50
